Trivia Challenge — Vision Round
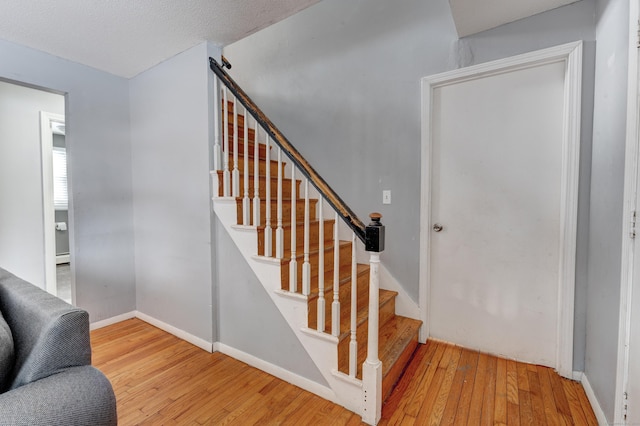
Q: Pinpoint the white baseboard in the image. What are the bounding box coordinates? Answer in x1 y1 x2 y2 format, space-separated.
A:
90 310 213 353
90 311 136 330
136 311 214 353
581 372 608 425
90 312 339 410
56 254 70 265
214 342 337 404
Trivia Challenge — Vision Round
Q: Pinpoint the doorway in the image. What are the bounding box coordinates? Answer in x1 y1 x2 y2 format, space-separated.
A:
40 112 72 303
419 42 582 377
0 80 66 298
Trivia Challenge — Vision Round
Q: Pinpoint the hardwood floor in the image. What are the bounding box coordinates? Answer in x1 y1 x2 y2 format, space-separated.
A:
91 319 597 425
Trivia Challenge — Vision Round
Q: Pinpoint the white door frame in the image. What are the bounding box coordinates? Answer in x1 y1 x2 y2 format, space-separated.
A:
615 0 640 423
40 111 65 296
419 41 583 378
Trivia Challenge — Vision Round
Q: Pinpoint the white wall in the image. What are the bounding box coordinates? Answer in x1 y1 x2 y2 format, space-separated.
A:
0 39 135 322
130 42 218 344
0 81 64 287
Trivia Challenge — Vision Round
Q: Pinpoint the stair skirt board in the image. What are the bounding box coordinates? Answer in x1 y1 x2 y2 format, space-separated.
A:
213 199 365 414
214 342 338 405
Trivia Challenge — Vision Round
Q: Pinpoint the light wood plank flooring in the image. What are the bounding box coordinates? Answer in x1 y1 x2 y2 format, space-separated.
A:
91 319 597 425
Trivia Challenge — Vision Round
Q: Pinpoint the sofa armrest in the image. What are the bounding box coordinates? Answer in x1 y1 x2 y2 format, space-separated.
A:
0 268 92 389
0 366 117 426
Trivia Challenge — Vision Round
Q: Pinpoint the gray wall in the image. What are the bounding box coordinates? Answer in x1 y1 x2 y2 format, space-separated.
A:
585 0 629 421
224 0 596 369
55 210 70 255
130 42 218 344
215 218 327 385
0 81 64 286
0 41 135 322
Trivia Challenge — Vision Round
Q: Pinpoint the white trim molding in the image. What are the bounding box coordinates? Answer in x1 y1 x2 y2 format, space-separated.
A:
615 0 640 423
40 111 66 297
89 311 137 330
91 311 215 353
90 311 343 414
582 372 609 426
135 311 214 353
419 41 583 377
215 342 337 404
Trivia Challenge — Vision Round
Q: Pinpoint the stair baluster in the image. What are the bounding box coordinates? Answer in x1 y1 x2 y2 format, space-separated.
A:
276 147 284 259
332 212 340 337
252 117 260 226
242 105 250 225
317 199 325 332
222 87 230 197
302 178 311 296
213 77 221 170
264 134 272 257
289 167 298 292
232 94 240 197
349 231 358 377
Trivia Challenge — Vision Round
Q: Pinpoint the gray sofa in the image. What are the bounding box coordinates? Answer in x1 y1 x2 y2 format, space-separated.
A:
0 268 117 425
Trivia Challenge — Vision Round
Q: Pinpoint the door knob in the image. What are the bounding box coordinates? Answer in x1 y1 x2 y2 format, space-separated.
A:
433 223 443 232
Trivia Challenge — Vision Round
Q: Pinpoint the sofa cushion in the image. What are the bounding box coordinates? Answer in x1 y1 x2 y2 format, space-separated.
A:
0 309 14 392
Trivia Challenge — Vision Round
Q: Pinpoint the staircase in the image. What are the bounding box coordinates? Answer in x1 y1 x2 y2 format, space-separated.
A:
209 57 421 425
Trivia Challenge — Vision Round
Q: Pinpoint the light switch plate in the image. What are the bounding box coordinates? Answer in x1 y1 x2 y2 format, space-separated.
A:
383 190 391 205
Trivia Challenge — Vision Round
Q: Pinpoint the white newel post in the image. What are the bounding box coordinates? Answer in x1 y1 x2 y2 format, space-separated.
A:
362 213 384 425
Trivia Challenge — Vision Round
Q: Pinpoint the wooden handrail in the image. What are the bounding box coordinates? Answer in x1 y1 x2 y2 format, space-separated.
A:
210 57 367 243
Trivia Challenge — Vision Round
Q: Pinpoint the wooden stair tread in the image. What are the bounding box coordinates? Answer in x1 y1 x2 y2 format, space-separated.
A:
378 316 422 377
379 316 422 400
278 240 351 266
336 289 397 342
307 264 369 299
348 315 421 383
256 218 333 232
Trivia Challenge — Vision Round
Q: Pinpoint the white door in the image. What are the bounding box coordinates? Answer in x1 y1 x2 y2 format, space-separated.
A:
627 251 640 424
624 9 640 417
421 43 582 373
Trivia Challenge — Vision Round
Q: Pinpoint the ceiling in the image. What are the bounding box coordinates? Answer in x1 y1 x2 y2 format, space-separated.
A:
449 0 581 37
0 0 581 79
0 0 321 78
